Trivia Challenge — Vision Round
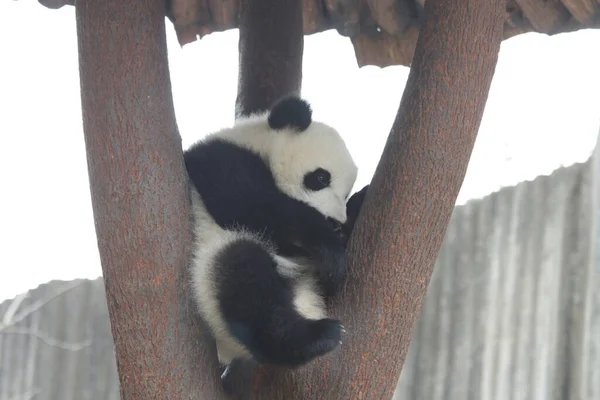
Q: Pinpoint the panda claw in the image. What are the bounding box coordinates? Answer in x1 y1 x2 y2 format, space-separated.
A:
220 364 231 380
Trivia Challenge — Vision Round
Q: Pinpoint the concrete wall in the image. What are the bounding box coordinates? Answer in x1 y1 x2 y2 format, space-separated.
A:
0 279 119 400
394 156 599 400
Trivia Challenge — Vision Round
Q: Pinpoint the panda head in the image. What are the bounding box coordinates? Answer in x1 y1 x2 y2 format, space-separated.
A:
264 96 358 224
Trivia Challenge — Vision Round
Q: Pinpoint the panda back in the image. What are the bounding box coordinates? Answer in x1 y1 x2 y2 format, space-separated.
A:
184 138 280 235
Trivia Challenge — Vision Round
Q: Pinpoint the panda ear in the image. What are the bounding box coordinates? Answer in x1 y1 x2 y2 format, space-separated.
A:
267 95 312 132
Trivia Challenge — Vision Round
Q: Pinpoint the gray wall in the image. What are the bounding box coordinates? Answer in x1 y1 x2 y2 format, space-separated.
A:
394 156 599 400
1 145 599 399
0 280 119 400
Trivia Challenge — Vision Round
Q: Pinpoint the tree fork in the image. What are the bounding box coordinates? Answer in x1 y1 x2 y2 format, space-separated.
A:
76 0 225 398
229 0 506 397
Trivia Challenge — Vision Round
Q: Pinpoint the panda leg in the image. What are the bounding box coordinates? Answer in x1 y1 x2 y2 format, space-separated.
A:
215 238 343 367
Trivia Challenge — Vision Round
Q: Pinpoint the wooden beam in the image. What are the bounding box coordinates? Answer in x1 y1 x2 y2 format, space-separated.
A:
514 0 572 33
561 0 599 24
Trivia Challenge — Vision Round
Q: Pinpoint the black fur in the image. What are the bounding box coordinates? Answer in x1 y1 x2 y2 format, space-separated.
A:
303 168 331 191
342 184 369 246
267 96 312 132
215 239 343 367
184 138 348 297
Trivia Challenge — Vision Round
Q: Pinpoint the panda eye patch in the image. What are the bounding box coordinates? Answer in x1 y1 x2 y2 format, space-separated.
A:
303 168 331 191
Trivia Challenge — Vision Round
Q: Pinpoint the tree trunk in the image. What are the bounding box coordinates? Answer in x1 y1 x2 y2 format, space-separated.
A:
228 0 506 398
76 0 225 398
235 0 304 118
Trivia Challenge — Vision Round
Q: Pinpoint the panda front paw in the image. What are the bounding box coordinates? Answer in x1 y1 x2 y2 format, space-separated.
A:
260 317 344 367
311 244 347 298
281 318 344 367
305 318 344 351
342 184 369 243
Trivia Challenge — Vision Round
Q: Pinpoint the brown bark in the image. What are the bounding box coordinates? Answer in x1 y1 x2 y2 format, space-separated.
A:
235 0 304 118
228 0 505 398
75 0 225 398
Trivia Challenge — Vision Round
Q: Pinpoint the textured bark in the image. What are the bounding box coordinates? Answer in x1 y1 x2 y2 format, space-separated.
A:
234 0 304 118
228 0 505 398
75 0 225 398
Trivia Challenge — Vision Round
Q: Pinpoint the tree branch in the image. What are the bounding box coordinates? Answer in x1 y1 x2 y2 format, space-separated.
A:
1 327 92 352
3 292 28 325
229 0 506 397
75 0 225 398
234 0 304 118
1 282 92 354
0 281 82 329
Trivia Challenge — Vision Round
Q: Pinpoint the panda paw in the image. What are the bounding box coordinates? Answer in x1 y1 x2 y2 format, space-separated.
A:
343 184 370 242
312 245 347 298
310 318 343 337
301 318 345 359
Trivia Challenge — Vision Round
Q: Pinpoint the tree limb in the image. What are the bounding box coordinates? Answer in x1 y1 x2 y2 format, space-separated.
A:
1 327 92 352
229 0 506 397
1 281 91 354
235 0 304 118
75 0 225 398
0 281 82 329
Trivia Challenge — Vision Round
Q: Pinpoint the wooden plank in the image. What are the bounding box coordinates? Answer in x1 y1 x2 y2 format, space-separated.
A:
513 0 572 33
561 0 599 24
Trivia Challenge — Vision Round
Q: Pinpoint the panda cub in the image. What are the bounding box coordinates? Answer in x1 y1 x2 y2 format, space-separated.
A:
184 95 368 370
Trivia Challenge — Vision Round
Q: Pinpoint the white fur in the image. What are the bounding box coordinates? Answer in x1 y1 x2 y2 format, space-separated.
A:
189 189 252 364
204 111 358 223
188 110 357 366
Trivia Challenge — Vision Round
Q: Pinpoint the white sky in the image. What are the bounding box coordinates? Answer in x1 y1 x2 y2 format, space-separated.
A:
1 1 599 303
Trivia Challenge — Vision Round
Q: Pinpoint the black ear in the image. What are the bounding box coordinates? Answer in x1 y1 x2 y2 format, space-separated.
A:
267 95 312 132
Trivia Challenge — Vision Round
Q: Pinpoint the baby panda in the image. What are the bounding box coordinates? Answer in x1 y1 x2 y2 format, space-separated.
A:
184 95 369 371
